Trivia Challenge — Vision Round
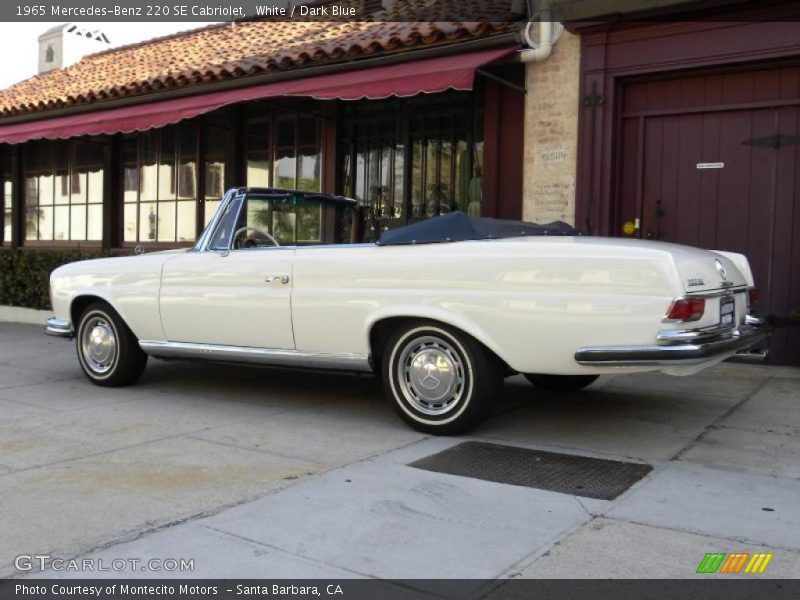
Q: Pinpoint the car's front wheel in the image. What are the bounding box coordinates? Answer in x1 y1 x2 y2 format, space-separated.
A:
76 302 147 387
524 374 599 391
382 322 502 435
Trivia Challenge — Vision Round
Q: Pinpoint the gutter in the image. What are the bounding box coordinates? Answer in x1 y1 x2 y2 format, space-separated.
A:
0 32 520 126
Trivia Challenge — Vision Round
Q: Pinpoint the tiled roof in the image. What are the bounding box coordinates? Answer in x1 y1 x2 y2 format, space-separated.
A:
0 0 519 118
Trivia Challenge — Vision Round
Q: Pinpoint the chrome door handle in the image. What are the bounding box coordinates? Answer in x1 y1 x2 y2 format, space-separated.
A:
265 275 290 284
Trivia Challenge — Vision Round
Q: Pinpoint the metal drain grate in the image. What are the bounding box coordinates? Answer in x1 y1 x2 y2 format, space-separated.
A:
409 441 653 500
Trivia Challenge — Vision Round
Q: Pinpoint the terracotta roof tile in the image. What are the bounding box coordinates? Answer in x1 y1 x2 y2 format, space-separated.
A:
0 0 519 118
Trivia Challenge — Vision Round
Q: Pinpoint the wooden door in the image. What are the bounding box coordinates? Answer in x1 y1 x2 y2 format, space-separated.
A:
618 67 800 364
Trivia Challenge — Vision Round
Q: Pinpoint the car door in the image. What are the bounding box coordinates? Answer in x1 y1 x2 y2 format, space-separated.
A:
159 248 295 349
158 194 295 349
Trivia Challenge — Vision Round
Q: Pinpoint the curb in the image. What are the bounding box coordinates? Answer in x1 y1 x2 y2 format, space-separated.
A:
0 305 53 326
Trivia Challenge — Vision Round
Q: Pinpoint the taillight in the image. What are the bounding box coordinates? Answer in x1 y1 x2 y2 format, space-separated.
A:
665 297 705 322
748 288 760 307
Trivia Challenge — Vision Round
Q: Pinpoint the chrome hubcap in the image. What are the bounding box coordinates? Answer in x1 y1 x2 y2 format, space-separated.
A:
397 335 465 415
81 316 117 374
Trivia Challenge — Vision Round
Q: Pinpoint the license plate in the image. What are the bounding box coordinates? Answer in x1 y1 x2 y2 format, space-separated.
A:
720 296 735 327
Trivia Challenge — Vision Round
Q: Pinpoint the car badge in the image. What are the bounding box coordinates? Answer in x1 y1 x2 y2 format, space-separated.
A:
714 259 728 281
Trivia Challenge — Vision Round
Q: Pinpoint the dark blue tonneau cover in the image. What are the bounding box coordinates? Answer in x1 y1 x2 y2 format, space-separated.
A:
376 211 578 246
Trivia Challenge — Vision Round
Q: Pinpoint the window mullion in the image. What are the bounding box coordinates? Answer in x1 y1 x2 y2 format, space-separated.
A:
136 135 141 242
450 131 457 213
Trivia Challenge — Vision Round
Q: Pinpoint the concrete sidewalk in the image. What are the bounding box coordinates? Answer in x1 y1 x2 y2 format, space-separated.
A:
1 322 799 584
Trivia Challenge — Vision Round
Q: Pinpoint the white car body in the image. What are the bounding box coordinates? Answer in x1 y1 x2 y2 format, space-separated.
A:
47 191 766 380
51 237 752 375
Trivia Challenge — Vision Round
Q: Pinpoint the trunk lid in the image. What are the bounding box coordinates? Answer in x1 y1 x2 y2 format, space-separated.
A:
671 249 748 293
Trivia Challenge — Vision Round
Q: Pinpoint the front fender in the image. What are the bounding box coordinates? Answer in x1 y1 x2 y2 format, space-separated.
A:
50 254 175 341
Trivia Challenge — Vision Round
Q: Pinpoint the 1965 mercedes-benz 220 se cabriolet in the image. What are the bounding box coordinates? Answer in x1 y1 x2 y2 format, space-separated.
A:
46 187 767 434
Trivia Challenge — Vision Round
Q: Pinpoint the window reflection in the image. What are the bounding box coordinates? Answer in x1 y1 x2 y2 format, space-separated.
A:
244 109 322 195
177 123 196 199
68 205 85 240
246 121 270 188
297 151 320 192
204 125 227 226
124 124 199 242
221 193 325 247
273 147 296 189
3 180 12 244
297 201 321 242
122 135 139 243
23 138 104 242
340 92 483 239
1 152 12 245
272 207 296 244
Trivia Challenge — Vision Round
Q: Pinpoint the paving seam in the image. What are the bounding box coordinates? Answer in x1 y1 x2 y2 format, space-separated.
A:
669 376 773 461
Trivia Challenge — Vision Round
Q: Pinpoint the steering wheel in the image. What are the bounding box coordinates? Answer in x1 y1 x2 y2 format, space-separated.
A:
232 226 280 250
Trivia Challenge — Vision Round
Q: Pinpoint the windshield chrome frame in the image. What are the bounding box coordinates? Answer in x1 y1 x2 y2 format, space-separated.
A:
193 188 239 252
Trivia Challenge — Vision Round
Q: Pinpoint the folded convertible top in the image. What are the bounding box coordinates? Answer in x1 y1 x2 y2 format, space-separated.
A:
376 211 579 246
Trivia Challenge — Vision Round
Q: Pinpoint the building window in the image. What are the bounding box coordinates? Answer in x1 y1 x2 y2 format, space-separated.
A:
245 107 322 194
23 139 104 242
246 120 269 187
340 92 483 240
202 124 227 226
122 123 198 243
410 112 481 219
1 151 12 245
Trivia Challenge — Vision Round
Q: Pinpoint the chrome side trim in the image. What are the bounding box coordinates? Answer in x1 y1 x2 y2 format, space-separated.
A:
575 323 768 366
684 286 747 298
45 317 74 339
138 340 372 372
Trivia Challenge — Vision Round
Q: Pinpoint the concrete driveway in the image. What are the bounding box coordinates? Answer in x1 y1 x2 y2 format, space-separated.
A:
1 322 799 582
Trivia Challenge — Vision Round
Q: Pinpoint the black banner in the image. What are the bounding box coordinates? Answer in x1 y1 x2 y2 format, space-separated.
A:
2 580 800 600
2 0 799 23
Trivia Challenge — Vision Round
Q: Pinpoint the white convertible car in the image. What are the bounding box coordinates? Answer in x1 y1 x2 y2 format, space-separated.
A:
46 187 767 434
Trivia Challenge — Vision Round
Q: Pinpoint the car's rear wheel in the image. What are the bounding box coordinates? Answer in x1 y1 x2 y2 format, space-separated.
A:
382 322 502 435
524 374 599 391
76 302 147 387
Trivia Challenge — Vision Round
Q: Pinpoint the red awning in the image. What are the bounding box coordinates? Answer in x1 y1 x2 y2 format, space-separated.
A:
0 46 517 145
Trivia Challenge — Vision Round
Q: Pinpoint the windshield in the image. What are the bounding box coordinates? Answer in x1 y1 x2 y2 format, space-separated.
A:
198 188 357 250
208 194 244 251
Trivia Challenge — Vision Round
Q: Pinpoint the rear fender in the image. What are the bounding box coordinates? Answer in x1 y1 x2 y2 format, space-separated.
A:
364 305 510 366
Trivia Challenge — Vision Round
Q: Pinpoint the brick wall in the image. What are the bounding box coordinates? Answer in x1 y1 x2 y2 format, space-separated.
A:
522 31 581 226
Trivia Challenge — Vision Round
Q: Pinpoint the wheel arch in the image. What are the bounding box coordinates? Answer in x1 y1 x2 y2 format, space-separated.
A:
366 309 509 375
70 294 138 341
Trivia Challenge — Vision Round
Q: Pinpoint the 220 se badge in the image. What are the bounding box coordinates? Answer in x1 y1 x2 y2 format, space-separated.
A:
46 187 768 434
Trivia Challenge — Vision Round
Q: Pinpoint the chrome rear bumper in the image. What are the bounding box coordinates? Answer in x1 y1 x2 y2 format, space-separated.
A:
575 317 768 366
45 317 74 339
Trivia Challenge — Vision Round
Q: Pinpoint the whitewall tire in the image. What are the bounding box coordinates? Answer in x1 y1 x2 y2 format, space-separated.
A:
75 303 147 387
382 322 502 435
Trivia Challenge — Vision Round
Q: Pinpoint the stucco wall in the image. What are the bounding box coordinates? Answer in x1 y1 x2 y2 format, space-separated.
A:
522 31 581 226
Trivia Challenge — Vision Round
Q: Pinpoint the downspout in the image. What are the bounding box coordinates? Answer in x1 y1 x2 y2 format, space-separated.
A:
517 0 560 63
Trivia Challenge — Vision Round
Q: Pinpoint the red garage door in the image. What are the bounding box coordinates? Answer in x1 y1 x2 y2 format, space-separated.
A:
618 65 800 365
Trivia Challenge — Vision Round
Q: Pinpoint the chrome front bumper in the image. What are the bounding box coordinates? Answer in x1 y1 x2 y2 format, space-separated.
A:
45 317 74 339
575 316 769 366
